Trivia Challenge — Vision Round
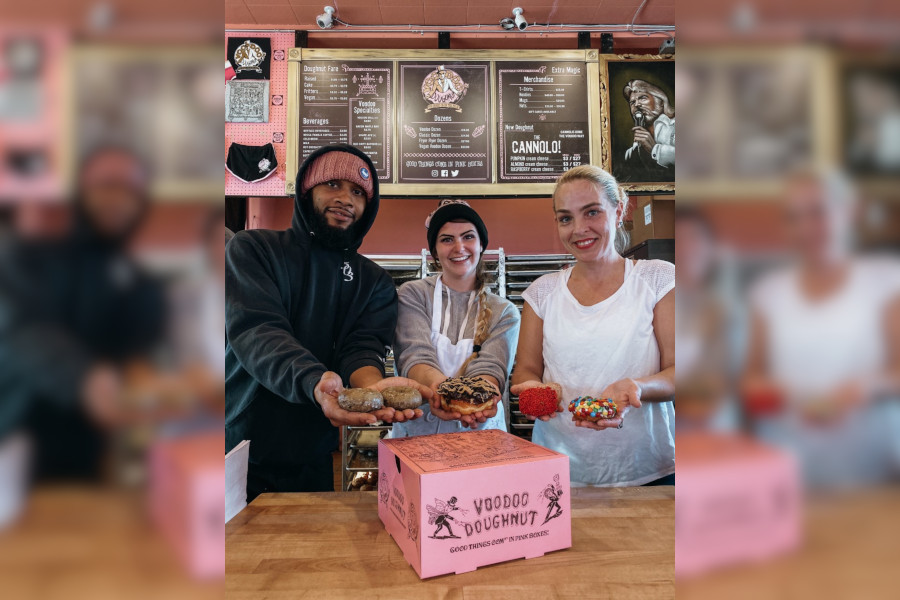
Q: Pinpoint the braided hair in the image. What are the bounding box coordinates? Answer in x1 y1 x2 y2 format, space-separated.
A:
455 257 493 377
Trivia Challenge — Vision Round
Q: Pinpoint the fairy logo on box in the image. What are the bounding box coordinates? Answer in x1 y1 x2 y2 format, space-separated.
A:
422 65 469 113
538 474 564 525
426 496 466 539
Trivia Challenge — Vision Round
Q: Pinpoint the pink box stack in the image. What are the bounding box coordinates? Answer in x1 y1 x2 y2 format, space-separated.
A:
675 432 802 577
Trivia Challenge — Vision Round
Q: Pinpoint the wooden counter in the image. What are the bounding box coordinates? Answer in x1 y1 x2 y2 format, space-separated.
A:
0 487 223 600
226 486 674 599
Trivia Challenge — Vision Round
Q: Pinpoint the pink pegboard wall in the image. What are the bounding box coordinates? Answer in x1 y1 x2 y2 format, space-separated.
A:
225 31 293 198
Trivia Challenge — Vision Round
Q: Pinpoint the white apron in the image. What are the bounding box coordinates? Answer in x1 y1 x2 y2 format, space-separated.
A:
390 275 505 437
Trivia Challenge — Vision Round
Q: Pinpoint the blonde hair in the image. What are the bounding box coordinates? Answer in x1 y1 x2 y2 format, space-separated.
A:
553 165 630 255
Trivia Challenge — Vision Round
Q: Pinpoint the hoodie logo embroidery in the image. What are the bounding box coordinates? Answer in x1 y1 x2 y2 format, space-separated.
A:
342 261 354 282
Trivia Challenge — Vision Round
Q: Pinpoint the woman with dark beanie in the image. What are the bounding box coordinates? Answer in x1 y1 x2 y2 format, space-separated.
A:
391 200 520 437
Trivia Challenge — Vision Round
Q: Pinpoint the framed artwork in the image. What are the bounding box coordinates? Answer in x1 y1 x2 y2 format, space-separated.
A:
839 53 900 183
226 79 270 123
599 54 675 192
674 47 834 200
71 46 223 199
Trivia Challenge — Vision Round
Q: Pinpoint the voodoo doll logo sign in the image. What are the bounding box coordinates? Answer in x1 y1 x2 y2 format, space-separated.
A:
421 65 468 113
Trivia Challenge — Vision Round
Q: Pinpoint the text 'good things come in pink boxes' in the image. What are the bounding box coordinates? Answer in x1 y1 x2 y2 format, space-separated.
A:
378 429 571 579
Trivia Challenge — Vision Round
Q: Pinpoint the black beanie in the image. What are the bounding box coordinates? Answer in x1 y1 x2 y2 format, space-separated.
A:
425 201 489 259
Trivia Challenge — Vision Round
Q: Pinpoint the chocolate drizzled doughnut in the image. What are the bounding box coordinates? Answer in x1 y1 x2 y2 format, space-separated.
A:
436 376 496 403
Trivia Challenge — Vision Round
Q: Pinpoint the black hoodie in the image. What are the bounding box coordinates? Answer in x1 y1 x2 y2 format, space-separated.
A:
224 144 396 492
0 188 164 479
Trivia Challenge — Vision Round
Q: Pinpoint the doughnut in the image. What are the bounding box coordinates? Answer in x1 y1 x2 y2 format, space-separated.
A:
436 376 496 415
381 386 424 411
518 385 561 417
338 388 384 412
568 396 618 422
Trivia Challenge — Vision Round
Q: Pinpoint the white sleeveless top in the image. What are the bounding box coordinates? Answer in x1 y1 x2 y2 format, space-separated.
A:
522 259 676 486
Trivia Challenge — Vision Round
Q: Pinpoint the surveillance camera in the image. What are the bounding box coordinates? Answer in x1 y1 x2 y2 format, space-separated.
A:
499 17 515 31
512 7 528 31
659 38 675 55
316 6 335 29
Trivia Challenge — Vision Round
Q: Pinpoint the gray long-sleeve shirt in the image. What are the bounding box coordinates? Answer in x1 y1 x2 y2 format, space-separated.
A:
394 276 520 393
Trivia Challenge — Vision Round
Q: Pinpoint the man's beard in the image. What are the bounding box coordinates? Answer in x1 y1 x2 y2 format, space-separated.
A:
633 103 662 128
308 206 363 250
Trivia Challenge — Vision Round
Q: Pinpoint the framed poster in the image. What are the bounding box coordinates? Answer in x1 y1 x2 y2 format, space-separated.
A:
286 49 600 196
398 61 491 184
496 61 590 182
839 53 900 184
599 54 675 192
675 47 833 200
226 79 270 123
72 46 223 200
298 60 392 181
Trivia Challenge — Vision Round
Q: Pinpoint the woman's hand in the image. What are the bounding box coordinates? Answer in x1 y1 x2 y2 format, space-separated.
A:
574 378 642 431
459 378 500 429
365 376 430 423
511 380 564 422
427 376 499 428
427 378 463 422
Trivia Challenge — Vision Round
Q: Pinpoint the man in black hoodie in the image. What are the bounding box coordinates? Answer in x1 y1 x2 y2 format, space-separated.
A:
0 146 166 480
225 144 427 497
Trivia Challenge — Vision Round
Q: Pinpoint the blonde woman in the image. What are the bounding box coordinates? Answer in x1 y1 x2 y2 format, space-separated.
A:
511 166 675 486
391 200 520 436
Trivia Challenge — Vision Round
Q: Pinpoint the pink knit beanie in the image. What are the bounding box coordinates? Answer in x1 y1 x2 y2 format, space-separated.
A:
300 151 374 201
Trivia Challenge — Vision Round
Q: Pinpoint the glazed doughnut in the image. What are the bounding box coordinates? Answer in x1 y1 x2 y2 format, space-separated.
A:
381 386 424 411
338 388 384 412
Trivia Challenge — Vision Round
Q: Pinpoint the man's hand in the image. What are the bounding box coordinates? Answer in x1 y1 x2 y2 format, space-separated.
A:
574 378 642 431
511 380 564 422
81 364 125 427
314 371 379 427
365 376 429 423
632 126 656 154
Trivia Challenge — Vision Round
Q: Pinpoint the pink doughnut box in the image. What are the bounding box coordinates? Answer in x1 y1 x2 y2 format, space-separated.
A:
149 431 225 579
377 429 571 579
675 432 802 578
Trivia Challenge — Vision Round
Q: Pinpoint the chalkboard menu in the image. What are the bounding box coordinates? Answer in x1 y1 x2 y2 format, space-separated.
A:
299 60 392 181
398 62 491 184
496 61 590 182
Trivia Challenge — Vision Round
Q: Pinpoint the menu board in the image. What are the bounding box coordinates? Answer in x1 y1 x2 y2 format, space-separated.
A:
496 61 589 182
398 62 491 183
299 60 392 181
